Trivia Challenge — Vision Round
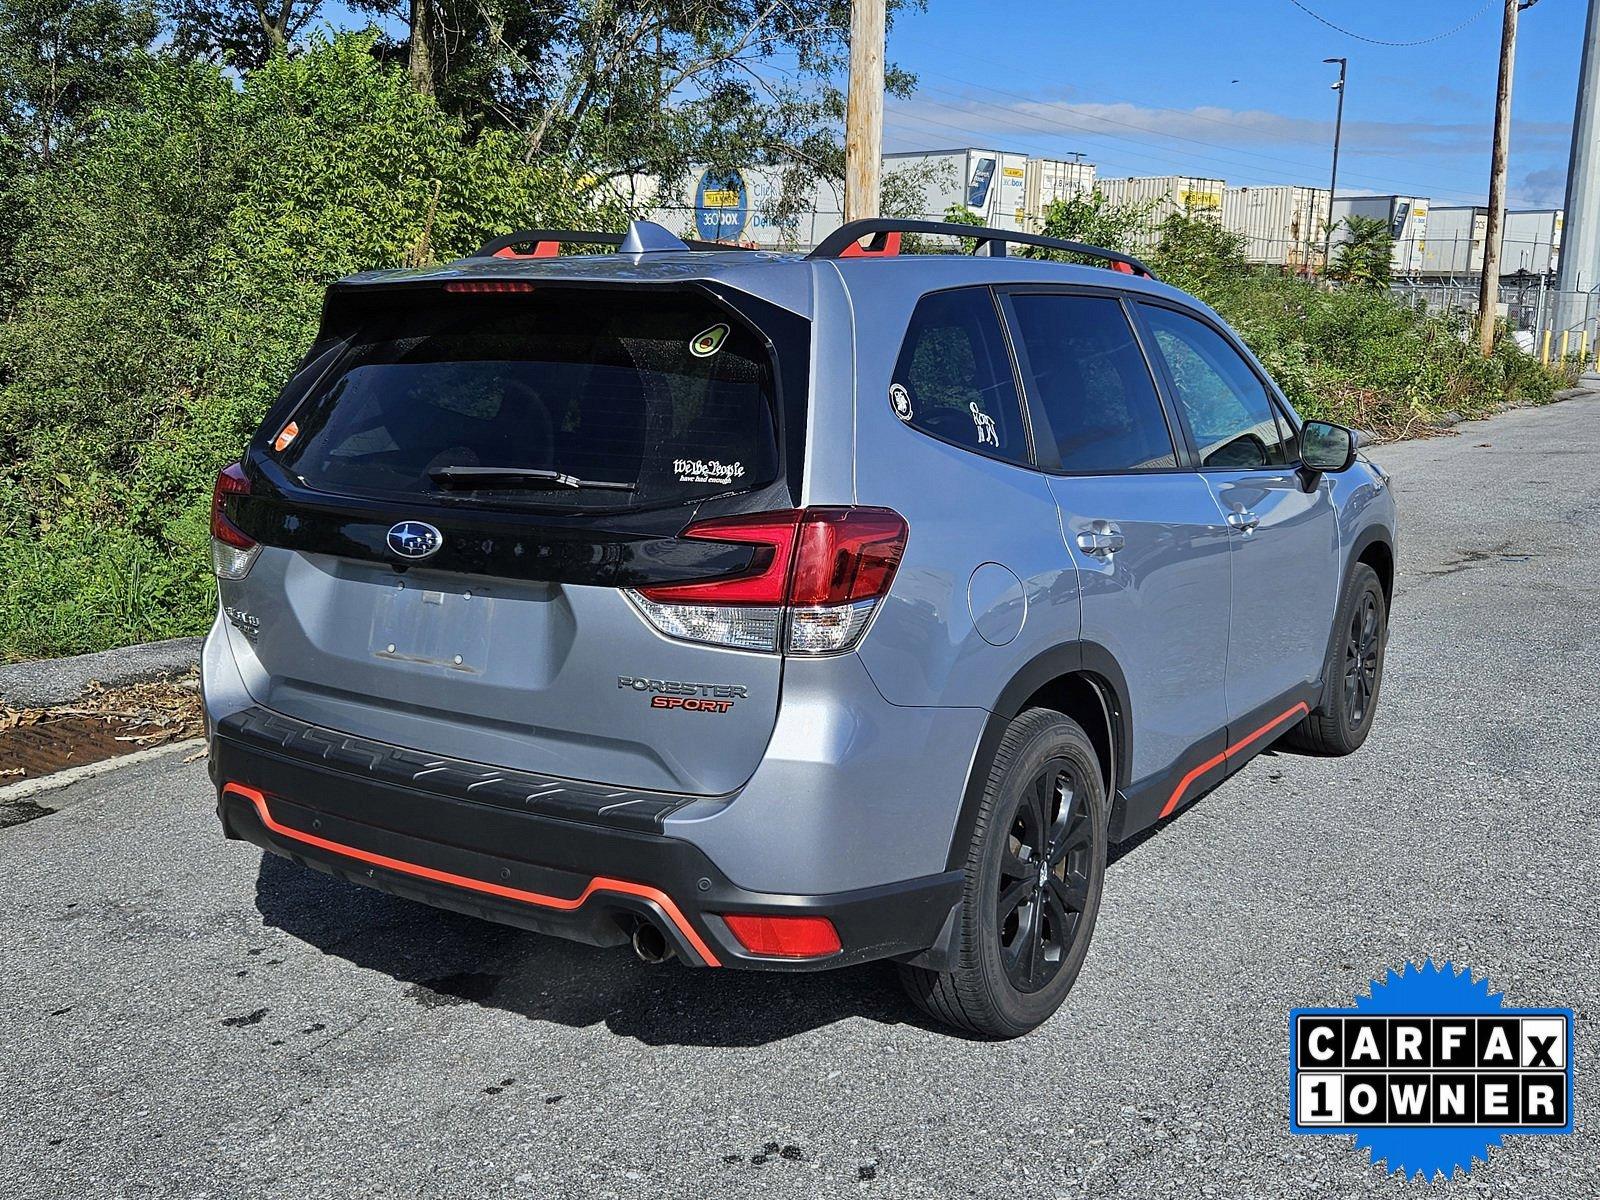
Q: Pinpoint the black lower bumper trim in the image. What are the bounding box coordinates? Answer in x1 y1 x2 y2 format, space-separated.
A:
212 721 962 972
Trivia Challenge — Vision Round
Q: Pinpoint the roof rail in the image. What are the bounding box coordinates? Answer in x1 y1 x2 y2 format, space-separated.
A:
472 220 754 260
807 218 1157 279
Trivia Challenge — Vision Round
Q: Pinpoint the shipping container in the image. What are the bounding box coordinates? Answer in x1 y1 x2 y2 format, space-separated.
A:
1021 158 1096 228
1097 175 1225 249
1221 185 1330 269
1503 209 1563 275
1418 206 1487 277
1330 195 1430 274
883 148 1036 229
640 165 846 249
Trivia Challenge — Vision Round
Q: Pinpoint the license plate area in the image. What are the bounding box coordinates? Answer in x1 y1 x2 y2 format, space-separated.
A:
370 582 491 673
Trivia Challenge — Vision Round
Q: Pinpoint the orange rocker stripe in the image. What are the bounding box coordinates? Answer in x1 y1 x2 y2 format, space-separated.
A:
1158 702 1310 820
222 782 721 967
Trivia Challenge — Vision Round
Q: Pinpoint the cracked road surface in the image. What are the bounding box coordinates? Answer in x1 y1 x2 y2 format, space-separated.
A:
2 398 1597 1198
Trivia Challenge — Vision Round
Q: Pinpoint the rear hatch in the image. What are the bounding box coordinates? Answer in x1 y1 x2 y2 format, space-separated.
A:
219 278 810 795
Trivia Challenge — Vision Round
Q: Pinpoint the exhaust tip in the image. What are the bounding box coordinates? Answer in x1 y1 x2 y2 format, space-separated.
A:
631 922 674 964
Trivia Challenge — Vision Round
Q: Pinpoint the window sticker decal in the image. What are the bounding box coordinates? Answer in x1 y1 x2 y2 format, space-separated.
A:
889 383 914 422
969 402 999 447
689 323 731 358
273 421 300 452
674 458 746 486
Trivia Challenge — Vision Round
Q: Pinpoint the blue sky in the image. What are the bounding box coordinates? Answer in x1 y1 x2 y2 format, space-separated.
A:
883 0 1586 208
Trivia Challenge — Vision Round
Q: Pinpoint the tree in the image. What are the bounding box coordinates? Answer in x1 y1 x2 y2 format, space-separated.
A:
1152 211 1248 294
161 0 322 70
1032 187 1154 266
1329 214 1393 290
0 36 611 657
342 0 918 195
0 0 155 162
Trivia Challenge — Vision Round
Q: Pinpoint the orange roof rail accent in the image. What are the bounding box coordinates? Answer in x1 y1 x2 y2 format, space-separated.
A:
809 218 1157 278
838 231 903 257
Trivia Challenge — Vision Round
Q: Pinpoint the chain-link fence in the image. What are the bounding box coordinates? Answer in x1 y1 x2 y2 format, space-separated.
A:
1389 276 1600 371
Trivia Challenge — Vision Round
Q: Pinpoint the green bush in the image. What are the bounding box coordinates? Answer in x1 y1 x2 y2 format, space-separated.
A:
1150 213 1562 434
0 35 615 660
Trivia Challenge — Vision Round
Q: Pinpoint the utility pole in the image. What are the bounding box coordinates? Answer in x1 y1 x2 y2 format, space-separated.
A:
1478 0 1522 356
1321 57 1347 275
1555 0 1600 378
844 0 886 222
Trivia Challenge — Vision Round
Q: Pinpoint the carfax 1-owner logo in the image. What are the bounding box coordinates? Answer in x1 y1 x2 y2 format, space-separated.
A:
1290 959 1575 1180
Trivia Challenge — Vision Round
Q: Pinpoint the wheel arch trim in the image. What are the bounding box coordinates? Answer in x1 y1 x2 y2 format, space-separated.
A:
943 641 1133 872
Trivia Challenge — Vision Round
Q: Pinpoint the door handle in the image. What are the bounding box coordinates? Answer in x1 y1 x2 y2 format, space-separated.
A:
1226 509 1260 533
1076 522 1125 557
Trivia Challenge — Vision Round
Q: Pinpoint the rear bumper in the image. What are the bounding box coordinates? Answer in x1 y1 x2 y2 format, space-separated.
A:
210 712 961 971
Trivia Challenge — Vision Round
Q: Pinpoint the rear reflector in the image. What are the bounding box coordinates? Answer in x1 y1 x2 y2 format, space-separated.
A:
210 463 260 580
722 913 842 959
627 507 908 654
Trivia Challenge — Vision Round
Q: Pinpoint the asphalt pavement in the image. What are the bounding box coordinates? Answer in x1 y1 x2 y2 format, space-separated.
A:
2 397 1597 1199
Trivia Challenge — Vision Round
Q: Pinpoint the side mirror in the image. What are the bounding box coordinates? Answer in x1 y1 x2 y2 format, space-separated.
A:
1300 420 1358 474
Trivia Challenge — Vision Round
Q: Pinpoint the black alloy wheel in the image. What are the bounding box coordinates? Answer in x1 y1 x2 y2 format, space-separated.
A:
1344 590 1381 729
997 760 1093 994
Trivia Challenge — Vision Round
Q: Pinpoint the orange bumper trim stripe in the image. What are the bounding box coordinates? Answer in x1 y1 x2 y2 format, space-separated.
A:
222 782 720 966
1158 702 1310 820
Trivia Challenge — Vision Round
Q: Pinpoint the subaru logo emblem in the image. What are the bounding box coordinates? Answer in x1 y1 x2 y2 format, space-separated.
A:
386 521 443 560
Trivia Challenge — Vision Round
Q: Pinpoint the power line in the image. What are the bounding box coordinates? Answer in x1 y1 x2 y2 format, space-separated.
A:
1283 0 1496 47
890 85 1491 205
892 31 1505 196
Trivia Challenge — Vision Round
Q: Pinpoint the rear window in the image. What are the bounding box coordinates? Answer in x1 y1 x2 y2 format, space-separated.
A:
276 289 781 510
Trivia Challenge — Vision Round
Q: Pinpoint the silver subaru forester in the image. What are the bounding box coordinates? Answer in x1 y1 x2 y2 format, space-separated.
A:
203 218 1396 1037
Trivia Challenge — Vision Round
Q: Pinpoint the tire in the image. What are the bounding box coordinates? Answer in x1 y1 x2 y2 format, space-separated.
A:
1283 563 1388 756
899 707 1108 1039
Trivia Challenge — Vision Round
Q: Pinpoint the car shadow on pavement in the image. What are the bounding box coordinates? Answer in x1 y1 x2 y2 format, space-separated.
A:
253 853 932 1046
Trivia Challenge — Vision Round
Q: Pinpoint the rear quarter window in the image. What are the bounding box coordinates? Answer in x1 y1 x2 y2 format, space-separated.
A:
275 288 781 511
889 288 1030 466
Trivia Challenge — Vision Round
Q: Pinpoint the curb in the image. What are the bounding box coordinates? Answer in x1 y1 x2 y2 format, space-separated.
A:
0 636 203 709
0 737 205 806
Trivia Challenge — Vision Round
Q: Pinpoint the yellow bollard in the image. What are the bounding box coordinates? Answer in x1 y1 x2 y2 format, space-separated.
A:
1562 329 1570 361
1542 329 1552 365
1584 330 1591 363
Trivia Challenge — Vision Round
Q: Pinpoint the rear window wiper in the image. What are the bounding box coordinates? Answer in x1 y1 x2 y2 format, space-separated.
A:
427 466 636 493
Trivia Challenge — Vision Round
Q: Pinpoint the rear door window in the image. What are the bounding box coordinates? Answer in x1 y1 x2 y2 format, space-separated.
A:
1138 304 1291 469
1005 293 1178 473
890 288 1030 466
276 289 780 510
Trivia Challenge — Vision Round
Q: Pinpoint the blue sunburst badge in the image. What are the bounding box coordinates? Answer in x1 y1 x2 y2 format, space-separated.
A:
1289 959 1574 1181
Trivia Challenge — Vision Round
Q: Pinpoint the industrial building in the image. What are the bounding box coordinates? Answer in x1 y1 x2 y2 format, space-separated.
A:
611 157 1563 315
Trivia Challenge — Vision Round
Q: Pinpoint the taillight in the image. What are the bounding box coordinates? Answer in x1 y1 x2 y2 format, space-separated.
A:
627 507 907 654
210 463 260 581
721 913 842 958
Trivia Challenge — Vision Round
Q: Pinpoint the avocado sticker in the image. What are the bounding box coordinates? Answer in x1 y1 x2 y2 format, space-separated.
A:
690 323 730 358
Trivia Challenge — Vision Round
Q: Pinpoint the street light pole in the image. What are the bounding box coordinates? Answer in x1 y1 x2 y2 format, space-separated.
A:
1322 57 1348 275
